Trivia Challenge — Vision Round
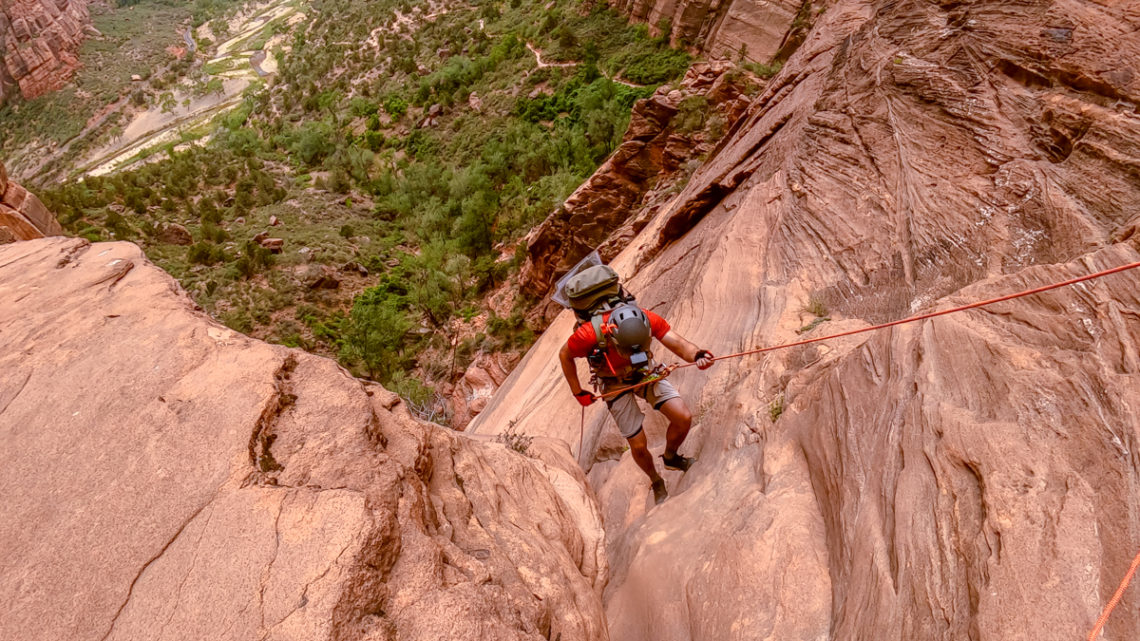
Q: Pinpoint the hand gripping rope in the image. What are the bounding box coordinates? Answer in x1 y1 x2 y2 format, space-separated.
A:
575 260 1140 638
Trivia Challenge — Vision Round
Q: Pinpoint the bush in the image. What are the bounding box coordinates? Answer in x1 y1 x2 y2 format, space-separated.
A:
618 49 691 84
344 291 411 379
188 241 226 265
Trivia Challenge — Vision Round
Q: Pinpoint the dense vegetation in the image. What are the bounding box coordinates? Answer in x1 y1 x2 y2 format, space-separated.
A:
32 0 694 415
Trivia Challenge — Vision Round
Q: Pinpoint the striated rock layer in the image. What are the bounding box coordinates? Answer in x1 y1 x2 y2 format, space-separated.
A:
0 161 64 243
474 0 1140 639
0 0 91 103
609 0 804 62
0 238 608 641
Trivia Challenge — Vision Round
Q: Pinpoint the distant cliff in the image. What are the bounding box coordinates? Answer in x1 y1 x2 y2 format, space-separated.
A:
0 0 91 104
610 0 808 63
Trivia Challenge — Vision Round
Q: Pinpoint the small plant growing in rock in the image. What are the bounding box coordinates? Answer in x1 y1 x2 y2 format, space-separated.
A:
768 395 785 423
804 294 828 318
498 419 533 455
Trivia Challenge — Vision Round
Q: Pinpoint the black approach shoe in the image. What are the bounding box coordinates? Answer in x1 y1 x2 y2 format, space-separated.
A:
661 452 695 472
651 479 668 505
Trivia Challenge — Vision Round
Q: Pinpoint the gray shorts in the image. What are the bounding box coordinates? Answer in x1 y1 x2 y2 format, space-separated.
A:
604 379 682 439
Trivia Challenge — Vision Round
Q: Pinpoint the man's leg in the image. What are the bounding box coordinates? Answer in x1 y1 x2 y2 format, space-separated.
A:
626 429 662 483
628 429 668 504
658 397 693 459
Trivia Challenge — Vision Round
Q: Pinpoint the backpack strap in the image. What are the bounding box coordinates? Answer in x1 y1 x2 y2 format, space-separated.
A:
591 313 607 352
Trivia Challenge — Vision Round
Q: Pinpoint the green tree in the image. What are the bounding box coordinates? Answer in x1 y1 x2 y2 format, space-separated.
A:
345 293 411 379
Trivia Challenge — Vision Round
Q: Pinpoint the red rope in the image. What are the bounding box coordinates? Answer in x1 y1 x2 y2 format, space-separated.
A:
599 259 1140 400
1088 548 1140 641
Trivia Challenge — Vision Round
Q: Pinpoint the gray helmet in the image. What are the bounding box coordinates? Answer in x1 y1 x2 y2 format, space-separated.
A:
609 304 651 350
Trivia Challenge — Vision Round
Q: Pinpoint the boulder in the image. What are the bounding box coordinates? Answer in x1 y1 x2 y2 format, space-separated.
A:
259 237 284 252
300 264 340 289
0 164 64 242
154 222 192 246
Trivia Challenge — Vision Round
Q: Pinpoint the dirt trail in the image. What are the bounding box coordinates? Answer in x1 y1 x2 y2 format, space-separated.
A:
525 42 647 87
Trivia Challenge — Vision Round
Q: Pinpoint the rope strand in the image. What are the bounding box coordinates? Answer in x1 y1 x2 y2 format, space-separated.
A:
1088 548 1140 641
598 259 1140 400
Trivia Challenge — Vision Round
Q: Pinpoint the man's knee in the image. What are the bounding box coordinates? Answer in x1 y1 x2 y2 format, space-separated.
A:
661 398 692 428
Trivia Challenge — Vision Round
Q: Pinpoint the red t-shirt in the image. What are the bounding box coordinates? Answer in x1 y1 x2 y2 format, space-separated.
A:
566 308 671 379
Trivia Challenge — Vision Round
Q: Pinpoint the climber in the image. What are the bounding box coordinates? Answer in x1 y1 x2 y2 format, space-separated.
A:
559 302 714 505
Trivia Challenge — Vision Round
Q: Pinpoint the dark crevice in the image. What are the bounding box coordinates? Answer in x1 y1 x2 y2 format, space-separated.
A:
248 355 299 479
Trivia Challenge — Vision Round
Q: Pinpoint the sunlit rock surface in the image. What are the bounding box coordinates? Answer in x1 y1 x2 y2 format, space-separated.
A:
0 238 607 641
0 161 64 243
474 0 1140 639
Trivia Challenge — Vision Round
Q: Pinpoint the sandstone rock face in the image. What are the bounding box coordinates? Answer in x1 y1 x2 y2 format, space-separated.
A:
474 0 1140 639
0 238 608 641
0 0 91 103
519 61 756 305
0 161 64 242
609 0 802 62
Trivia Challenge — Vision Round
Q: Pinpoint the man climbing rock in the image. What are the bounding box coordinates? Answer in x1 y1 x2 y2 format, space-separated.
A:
559 302 714 504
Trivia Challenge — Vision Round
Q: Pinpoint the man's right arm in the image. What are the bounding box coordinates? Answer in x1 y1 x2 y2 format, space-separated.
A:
559 343 584 395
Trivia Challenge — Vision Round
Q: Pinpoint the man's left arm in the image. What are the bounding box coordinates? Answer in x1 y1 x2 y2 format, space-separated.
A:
658 331 714 369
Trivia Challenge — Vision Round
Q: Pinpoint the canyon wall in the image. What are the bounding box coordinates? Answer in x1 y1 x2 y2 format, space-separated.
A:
0 0 91 103
609 0 806 63
474 0 1140 639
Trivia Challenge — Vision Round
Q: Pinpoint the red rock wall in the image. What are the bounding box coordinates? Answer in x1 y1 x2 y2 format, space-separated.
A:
0 0 91 103
609 0 802 62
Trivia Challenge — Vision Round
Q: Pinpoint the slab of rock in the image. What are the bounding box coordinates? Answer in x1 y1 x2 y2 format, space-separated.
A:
474 1 1140 640
0 238 608 641
259 237 284 252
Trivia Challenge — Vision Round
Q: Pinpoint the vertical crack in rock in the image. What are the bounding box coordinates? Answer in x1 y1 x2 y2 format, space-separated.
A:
247 355 299 482
328 512 402 641
258 494 288 634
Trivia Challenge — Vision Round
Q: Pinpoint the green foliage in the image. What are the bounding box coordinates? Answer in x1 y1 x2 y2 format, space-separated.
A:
769 395 785 423
613 48 690 84
743 60 783 79
673 95 709 134
383 94 408 118
344 289 412 379
188 241 226 265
